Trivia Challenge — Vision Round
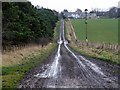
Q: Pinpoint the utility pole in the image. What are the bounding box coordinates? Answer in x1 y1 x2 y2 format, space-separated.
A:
85 9 88 46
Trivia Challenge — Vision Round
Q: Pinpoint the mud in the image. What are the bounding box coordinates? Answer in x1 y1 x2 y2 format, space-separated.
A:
18 20 119 89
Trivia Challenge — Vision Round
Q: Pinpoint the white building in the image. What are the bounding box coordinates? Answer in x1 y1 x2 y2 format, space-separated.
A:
63 9 97 19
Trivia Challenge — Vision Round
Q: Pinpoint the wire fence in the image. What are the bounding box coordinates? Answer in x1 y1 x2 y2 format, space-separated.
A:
74 40 120 52
67 20 120 52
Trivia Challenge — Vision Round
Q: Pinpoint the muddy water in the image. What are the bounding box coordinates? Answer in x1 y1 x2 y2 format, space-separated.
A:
19 19 119 89
34 32 62 79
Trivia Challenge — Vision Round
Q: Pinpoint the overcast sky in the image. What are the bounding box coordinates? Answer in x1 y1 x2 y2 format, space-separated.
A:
29 0 119 12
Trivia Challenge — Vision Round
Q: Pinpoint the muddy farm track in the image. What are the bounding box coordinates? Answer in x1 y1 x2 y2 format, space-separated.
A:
19 20 119 89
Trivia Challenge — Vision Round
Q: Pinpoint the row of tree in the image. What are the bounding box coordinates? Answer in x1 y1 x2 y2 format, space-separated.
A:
90 7 119 18
2 2 58 47
63 7 119 19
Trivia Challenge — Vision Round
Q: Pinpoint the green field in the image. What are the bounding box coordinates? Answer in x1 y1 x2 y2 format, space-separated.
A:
71 19 118 44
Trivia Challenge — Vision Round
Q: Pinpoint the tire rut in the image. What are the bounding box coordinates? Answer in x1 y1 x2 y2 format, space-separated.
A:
18 19 119 89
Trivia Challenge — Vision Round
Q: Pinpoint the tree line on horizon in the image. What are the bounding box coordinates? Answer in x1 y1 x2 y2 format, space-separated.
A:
2 2 58 48
63 7 119 18
91 7 119 18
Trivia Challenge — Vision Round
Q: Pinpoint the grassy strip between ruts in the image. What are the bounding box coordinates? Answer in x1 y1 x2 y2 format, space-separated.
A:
65 20 119 65
1 22 60 89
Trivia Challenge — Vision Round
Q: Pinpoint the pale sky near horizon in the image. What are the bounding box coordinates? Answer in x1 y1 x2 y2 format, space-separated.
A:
29 0 120 12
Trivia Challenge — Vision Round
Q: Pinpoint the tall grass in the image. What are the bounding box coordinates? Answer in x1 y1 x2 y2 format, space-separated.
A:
2 22 60 89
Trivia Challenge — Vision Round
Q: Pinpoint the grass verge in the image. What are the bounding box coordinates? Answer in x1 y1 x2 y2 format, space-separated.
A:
2 43 56 88
1 21 60 89
65 20 119 65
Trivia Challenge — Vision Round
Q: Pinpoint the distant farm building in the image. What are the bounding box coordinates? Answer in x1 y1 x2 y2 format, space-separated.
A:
63 9 97 19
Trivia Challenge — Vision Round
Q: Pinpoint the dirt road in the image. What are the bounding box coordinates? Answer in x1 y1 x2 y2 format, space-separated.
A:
19 20 119 89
